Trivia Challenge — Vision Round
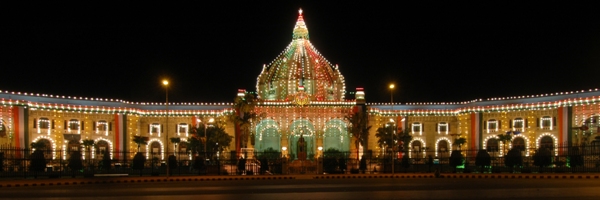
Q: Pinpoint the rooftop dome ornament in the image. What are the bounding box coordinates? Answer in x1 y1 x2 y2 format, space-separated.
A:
293 8 309 39
256 9 346 101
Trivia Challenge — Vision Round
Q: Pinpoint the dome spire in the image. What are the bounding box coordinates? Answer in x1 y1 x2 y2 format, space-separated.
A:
293 8 309 39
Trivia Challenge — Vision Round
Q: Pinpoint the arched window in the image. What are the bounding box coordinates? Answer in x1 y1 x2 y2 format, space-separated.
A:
438 140 449 153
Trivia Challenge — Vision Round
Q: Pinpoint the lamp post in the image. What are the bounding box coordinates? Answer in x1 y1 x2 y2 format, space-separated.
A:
162 80 169 178
389 84 395 175
389 84 395 111
202 118 214 161
282 146 287 158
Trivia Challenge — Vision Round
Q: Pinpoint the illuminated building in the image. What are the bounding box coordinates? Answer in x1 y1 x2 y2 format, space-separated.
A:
0 9 598 168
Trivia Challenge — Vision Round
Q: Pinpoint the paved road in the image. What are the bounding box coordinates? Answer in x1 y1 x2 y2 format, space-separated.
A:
1 174 600 199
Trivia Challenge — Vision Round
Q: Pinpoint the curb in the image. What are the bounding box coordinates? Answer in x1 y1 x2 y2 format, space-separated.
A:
312 174 600 180
0 176 297 188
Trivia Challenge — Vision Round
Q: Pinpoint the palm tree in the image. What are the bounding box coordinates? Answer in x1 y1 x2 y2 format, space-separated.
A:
454 137 467 151
375 125 396 151
81 139 95 167
497 133 512 155
230 92 259 149
397 129 413 154
346 108 372 160
133 136 148 152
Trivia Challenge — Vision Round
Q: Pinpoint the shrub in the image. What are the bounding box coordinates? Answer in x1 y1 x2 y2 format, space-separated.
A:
504 148 523 172
68 151 83 177
449 150 464 172
475 150 491 173
132 152 146 176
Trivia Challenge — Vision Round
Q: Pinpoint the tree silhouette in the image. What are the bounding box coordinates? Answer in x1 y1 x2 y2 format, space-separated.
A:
101 150 111 172
29 142 47 179
133 136 148 152
533 148 552 173
475 150 491 173
68 151 83 178
504 148 523 173
449 150 464 173
132 152 146 176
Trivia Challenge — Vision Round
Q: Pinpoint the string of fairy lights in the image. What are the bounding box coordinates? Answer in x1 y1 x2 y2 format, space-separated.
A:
256 9 346 101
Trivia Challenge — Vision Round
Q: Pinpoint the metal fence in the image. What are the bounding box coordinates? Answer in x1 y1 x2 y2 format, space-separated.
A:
1 145 600 179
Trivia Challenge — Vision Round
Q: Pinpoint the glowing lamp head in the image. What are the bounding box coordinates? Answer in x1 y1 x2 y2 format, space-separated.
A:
162 80 169 86
389 84 395 89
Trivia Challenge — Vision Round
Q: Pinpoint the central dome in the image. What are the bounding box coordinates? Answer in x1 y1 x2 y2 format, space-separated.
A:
256 9 346 101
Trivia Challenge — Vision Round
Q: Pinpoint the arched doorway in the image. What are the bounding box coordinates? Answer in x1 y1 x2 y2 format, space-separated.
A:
289 119 315 160
487 138 499 152
36 139 52 160
437 140 449 158
512 137 525 152
254 119 281 153
323 119 349 153
67 140 80 153
150 141 162 161
411 140 422 159
96 140 109 159
540 136 554 150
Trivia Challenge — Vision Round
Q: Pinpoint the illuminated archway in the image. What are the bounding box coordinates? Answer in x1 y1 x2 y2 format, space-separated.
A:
93 137 114 159
32 136 56 160
435 137 452 157
289 119 315 160
146 138 164 160
323 119 349 152
409 137 426 158
537 133 558 156
255 119 281 152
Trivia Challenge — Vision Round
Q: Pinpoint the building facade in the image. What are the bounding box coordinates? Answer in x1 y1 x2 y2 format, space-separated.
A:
0 10 599 166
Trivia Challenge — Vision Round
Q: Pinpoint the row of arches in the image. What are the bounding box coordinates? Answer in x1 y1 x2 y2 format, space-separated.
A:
254 119 350 159
406 135 557 158
32 136 113 160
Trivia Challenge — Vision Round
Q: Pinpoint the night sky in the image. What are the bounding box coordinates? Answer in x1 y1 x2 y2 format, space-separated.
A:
3 2 600 104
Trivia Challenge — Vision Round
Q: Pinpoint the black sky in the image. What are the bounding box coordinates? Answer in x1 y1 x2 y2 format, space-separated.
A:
3 2 600 104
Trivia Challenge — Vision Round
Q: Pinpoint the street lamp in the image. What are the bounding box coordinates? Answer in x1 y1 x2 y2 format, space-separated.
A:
282 146 287 158
389 84 396 175
162 79 169 178
318 146 323 157
389 84 395 111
